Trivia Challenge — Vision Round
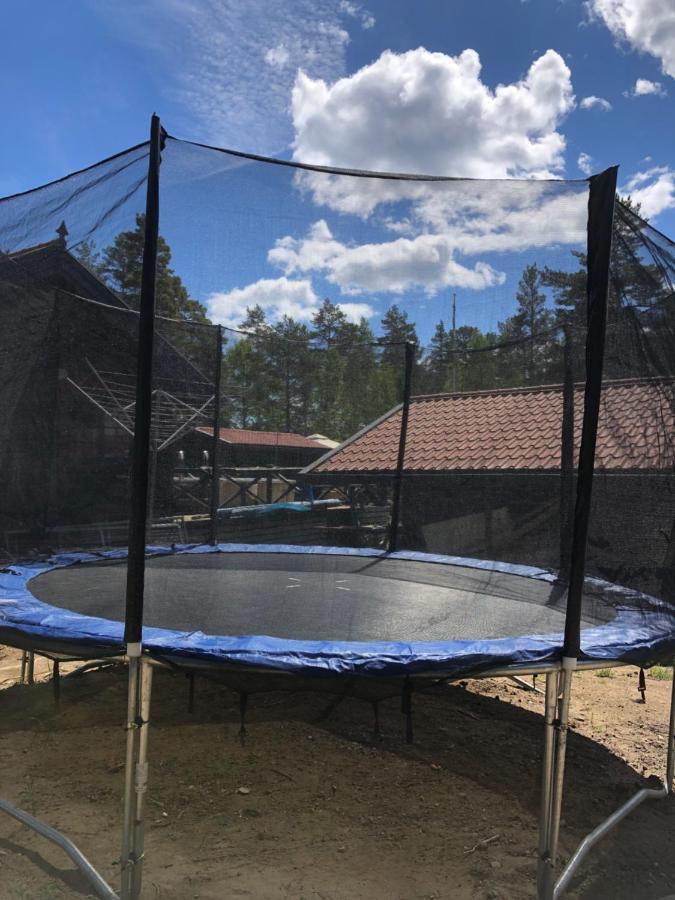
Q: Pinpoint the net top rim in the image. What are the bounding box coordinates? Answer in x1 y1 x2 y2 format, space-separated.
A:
0 140 150 205
168 133 597 185
0 129 605 206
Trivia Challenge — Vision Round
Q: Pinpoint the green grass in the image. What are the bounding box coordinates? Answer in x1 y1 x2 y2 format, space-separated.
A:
594 668 614 678
648 665 673 681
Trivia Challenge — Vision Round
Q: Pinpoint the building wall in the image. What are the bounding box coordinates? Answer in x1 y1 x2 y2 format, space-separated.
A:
397 471 674 600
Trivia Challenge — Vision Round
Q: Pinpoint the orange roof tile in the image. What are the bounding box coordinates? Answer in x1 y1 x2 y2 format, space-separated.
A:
310 379 675 473
196 426 325 450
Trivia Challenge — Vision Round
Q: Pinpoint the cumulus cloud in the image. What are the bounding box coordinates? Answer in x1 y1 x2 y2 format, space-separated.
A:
623 166 675 218
291 47 574 178
208 277 320 328
578 152 594 175
626 77 667 96
208 275 374 328
580 95 612 110
587 0 675 79
270 219 529 297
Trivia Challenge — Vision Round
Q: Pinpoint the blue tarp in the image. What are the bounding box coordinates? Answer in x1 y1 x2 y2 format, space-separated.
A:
1 543 674 677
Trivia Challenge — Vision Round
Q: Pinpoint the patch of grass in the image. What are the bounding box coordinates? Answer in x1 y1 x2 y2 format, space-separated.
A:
648 665 673 681
595 668 614 678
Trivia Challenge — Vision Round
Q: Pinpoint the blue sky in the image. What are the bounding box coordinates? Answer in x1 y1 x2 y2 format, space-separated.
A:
1 0 674 341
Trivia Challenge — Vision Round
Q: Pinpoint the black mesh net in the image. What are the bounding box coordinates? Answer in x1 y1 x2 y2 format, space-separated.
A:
1 133 673 671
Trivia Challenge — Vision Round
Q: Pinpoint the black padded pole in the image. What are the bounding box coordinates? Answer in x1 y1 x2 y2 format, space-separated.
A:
209 325 224 545
562 166 618 659
388 341 415 553
124 114 164 645
558 326 575 580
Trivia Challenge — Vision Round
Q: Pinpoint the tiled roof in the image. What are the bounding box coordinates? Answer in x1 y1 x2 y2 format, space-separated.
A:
196 426 326 450
310 379 675 473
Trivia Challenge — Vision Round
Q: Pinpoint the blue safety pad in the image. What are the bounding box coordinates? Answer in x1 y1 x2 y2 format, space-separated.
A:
1 544 674 676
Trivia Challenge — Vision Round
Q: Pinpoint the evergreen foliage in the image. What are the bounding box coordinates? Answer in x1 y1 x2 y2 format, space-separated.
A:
79 199 670 442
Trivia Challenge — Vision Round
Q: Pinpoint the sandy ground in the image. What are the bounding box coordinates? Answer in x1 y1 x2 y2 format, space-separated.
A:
0 646 673 900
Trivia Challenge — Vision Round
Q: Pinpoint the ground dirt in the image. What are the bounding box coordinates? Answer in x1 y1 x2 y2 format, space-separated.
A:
0 646 673 900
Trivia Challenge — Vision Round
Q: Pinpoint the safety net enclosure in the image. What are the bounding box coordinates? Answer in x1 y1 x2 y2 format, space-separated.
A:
0 119 674 900
0 133 673 680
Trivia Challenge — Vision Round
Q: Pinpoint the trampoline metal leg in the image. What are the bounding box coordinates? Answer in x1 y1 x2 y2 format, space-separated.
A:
120 652 140 899
551 659 675 898
537 671 559 896
131 659 153 899
120 652 154 900
667 663 675 793
537 659 575 900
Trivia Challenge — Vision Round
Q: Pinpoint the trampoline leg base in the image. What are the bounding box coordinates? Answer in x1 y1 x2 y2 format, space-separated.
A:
0 797 117 900
539 658 675 899
551 783 668 899
120 652 154 900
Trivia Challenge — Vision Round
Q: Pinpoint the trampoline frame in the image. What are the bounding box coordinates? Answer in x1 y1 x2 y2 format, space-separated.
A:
4 647 675 900
2 115 674 900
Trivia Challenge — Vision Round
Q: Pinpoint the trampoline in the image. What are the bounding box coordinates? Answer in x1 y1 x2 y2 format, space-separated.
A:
1 118 674 900
2 544 674 683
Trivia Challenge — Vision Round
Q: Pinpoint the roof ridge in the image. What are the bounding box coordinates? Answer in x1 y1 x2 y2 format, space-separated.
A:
7 237 63 257
411 375 675 403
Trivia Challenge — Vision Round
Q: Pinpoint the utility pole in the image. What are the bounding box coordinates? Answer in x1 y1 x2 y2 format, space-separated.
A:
451 292 457 392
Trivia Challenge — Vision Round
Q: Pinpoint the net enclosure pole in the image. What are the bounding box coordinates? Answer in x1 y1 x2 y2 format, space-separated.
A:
538 166 618 900
209 324 224 545
562 165 618 660
388 340 415 553
121 113 164 900
124 112 164 646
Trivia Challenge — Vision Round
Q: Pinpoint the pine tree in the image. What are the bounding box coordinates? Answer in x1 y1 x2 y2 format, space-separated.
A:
380 304 419 399
99 214 209 322
498 264 554 385
423 321 449 393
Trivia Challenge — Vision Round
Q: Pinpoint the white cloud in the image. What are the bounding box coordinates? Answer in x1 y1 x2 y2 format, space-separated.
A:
291 47 574 178
208 276 320 328
580 95 612 110
628 77 667 96
623 166 675 218
207 274 375 328
336 302 377 322
89 0 356 152
578 152 594 175
587 0 675 79
264 44 291 68
338 1 375 29
270 219 509 297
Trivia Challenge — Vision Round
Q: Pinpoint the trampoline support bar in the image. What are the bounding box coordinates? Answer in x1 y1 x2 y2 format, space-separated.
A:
540 658 675 899
552 782 668 899
0 797 118 900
